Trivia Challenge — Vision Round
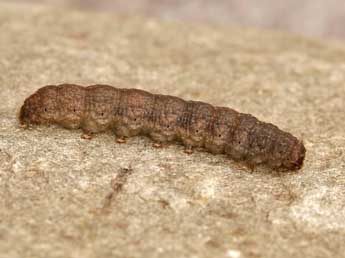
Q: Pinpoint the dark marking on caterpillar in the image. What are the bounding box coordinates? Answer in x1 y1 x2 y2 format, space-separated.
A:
19 84 306 170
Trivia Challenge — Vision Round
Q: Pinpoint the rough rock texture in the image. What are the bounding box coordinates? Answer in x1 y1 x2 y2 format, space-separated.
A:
0 3 345 258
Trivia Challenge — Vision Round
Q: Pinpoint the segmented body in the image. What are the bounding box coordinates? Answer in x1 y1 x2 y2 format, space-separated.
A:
19 84 306 170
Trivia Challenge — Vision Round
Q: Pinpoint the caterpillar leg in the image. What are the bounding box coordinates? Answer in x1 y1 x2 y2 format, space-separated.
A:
247 163 255 172
81 132 93 140
152 142 164 148
184 146 194 155
19 123 28 129
116 136 127 144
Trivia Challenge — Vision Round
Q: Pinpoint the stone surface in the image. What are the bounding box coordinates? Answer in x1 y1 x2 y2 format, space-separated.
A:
0 2 345 258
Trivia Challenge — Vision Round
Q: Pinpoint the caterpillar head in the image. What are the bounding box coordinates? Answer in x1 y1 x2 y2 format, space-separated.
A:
19 85 59 126
283 140 306 170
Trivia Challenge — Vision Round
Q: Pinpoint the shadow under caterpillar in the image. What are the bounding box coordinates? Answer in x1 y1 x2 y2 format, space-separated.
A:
19 84 306 170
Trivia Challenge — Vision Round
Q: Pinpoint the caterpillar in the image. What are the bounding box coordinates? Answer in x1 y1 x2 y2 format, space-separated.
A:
19 84 306 170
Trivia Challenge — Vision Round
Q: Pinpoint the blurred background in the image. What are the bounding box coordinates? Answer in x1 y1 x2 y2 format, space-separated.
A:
8 0 345 40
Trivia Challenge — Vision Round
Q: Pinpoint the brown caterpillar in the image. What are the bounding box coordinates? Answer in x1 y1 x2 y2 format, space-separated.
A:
19 84 306 170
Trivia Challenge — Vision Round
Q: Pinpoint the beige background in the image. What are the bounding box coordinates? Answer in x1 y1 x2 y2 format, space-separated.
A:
7 0 345 39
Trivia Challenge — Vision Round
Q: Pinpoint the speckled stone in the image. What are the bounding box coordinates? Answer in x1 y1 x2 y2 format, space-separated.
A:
0 2 345 258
